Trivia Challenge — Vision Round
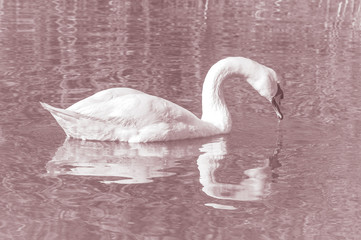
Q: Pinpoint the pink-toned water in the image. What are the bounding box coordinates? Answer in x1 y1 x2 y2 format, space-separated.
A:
1 0 361 239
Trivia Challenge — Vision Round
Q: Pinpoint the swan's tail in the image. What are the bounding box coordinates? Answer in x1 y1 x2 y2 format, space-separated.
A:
40 102 82 120
40 102 111 140
40 102 86 139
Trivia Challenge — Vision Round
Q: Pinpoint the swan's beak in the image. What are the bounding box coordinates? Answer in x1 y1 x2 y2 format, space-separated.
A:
271 84 284 120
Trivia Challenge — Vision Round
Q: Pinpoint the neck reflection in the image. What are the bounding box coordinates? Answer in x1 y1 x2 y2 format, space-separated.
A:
198 134 282 201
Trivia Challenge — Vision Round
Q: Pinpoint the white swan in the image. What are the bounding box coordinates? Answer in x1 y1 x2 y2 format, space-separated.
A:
41 57 284 142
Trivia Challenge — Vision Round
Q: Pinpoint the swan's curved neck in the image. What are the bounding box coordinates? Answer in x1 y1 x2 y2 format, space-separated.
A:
201 57 263 133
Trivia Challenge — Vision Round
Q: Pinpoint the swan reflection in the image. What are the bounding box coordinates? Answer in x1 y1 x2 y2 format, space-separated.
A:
46 139 200 184
46 135 281 201
197 136 282 202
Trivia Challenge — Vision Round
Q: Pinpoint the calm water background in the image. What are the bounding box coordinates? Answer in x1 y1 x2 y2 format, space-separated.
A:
1 0 361 239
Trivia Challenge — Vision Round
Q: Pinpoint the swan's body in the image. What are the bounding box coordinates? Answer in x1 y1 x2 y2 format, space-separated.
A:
41 57 283 142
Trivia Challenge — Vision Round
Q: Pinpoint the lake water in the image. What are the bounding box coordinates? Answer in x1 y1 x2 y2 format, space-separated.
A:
1 0 361 239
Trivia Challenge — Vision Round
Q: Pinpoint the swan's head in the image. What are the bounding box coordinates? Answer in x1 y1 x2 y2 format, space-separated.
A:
248 66 284 120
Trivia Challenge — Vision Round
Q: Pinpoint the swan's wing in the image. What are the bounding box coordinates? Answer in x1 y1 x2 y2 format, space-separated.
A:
67 93 201 128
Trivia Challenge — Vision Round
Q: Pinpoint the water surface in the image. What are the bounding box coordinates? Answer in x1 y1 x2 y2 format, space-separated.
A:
1 0 361 239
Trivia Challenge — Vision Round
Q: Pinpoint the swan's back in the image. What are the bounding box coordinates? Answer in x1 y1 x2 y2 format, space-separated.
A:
67 88 144 112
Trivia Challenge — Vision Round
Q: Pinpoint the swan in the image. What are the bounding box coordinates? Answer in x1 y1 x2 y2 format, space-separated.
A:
40 57 284 142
